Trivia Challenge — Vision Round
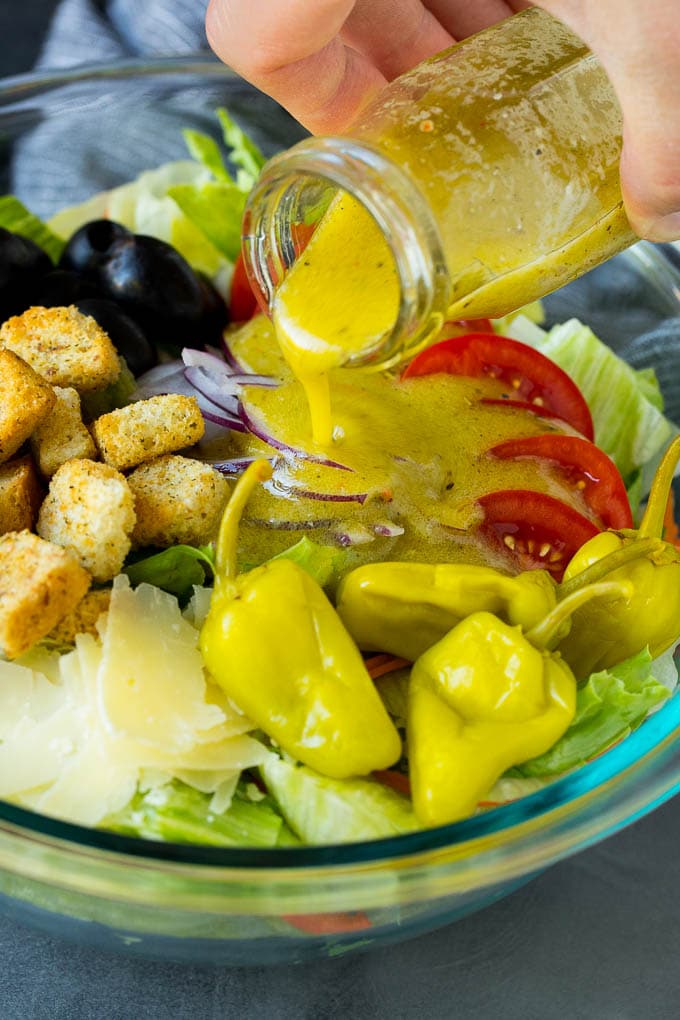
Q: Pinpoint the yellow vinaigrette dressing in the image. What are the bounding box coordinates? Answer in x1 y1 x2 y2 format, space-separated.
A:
272 194 400 447
250 7 636 447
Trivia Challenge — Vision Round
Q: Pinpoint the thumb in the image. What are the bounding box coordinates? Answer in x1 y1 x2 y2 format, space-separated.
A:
540 1 680 242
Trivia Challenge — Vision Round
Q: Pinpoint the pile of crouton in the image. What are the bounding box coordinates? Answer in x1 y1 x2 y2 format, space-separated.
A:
0 305 230 658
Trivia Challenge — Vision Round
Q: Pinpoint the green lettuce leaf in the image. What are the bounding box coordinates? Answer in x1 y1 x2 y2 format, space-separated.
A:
516 648 675 778
105 780 283 847
182 129 231 182
269 536 348 589
0 195 64 261
513 317 675 480
124 544 215 601
216 108 266 190
260 755 417 844
166 180 247 262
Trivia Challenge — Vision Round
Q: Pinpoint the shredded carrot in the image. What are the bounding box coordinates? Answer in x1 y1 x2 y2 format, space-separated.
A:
373 769 411 796
365 654 411 679
663 489 680 547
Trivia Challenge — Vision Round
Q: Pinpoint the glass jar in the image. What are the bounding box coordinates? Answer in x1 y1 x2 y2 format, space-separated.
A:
243 6 636 371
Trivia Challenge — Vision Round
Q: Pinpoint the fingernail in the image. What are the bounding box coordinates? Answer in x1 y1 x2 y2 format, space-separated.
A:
639 211 680 243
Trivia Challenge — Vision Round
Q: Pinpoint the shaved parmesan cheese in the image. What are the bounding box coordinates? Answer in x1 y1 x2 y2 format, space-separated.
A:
0 576 266 828
97 577 224 751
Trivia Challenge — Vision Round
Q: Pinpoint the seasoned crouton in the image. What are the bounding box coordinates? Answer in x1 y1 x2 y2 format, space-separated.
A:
0 305 120 392
0 530 91 659
0 349 56 463
0 456 44 535
30 385 97 476
37 459 136 582
92 394 205 471
46 588 111 647
128 455 229 548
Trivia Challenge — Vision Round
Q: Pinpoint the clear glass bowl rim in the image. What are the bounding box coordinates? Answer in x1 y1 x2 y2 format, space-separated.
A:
1 58 680 888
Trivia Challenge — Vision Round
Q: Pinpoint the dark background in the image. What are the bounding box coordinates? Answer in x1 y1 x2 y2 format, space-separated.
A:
3 4 680 1017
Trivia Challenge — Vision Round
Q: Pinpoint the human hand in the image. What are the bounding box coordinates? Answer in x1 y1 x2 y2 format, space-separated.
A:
206 0 680 241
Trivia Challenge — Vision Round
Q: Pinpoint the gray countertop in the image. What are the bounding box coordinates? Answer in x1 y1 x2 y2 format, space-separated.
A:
2 5 680 1016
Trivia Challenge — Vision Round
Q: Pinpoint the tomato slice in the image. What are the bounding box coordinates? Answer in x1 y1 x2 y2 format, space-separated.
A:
373 769 412 796
402 334 594 440
229 251 259 322
488 435 633 530
441 318 495 337
283 912 373 935
477 489 601 580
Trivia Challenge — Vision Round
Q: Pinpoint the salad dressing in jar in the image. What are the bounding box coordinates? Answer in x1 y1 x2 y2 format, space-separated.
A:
243 6 636 446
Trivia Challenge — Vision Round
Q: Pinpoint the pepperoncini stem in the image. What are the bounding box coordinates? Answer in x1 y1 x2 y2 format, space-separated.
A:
526 580 634 650
557 537 660 600
214 459 273 590
639 435 680 539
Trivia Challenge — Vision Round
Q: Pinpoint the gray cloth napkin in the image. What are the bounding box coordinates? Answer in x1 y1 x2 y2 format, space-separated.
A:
38 0 208 67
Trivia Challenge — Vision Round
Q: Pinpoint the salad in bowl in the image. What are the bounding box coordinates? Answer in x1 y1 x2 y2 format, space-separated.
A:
1 63 680 965
0 104 679 849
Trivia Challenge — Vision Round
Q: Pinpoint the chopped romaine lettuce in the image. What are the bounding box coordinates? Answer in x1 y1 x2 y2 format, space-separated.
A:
166 180 247 263
269 536 348 589
502 316 676 481
216 108 266 189
260 755 417 844
124 544 215 602
105 779 283 847
0 195 64 261
516 648 675 778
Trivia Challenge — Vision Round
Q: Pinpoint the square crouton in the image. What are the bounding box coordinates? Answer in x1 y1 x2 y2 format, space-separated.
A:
0 305 121 392
46 589 111 647
128 455 229 548
37 459 136 583
0 456 44 535
0 348 56 463
30 385 97 476
92 394 205 471
0 530 91 659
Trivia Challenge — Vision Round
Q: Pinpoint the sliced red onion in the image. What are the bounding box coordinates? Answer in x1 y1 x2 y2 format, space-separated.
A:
245 517 336 531
134 360 191 400
212 457 276 475
267 478 368 504
184 365 241 412
239 400 352 471
229 373 280 388
200 408 247 433
222 336 246 372
333 525 376 547
373 522 405 538
182 348 234 377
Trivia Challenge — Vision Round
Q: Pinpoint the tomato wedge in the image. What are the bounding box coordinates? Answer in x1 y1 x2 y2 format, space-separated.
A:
229 251 259 322
489 435 633 530
283 912 373 935
402 334 594 440
477 489 601 580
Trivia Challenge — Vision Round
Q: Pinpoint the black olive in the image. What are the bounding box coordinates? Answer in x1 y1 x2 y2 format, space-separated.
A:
31 269 102 308
77 297 158 377
58 219 132 276
92 233 228 349
0 227 53 321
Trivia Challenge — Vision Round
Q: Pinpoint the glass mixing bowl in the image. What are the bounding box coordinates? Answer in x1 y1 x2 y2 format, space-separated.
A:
2 59 680 967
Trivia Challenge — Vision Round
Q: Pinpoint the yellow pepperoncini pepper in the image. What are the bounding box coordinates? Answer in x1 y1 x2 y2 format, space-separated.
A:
557 435 680 679
408 581 631 826
336 562 558 662
200 459 401 779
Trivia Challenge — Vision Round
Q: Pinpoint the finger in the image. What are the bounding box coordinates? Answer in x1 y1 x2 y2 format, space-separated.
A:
539 1 680 241
340 0 453 81
423 0 533 40
206 0 386 133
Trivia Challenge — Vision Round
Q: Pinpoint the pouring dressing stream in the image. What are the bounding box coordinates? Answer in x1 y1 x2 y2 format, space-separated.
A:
245 6 636 446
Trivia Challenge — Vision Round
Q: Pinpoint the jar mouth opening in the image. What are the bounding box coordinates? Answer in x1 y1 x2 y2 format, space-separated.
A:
242 137 451 369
